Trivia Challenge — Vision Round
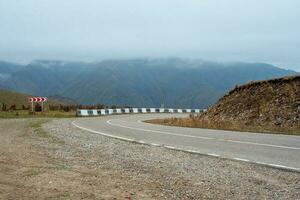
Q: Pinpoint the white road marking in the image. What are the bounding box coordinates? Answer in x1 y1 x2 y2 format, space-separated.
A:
72 120 300 172
255 161 269 166
233 157 250 162
255 161 300 171
72 121 135 142
186 150 200 154
223 139 300 150
150 143 161 146
266 164 299 171
107 120 300 150
164 145 177 150
207 153 220 157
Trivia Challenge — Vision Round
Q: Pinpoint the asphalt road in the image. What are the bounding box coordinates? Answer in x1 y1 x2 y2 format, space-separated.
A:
72 114 300 171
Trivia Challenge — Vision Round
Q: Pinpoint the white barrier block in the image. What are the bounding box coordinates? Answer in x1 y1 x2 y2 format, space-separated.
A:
79 110 88 116
116 109 122 114
100 109 106 115
92 110 98 115
150 108 156 113
132 108 138 113
141 108 147 113
76 107 204 117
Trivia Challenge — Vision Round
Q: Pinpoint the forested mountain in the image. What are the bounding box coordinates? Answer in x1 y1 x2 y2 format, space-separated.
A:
0 58 296 108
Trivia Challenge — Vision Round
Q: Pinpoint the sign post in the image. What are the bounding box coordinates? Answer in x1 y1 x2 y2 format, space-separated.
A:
28 97 47 112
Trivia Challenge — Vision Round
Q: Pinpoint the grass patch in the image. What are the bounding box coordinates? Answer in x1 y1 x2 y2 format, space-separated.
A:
0 110 76 119
22 169 42 177
54 163 72 171
28 119 65 145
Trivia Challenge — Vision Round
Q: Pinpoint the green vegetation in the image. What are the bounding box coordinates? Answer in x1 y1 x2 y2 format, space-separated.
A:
0 89 77 118
0 89 29 109
0 89 65 109
0 110 76 118
28 119 65 144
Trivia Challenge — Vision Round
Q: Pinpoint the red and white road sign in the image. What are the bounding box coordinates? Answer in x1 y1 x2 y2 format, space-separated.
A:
28 97 47 102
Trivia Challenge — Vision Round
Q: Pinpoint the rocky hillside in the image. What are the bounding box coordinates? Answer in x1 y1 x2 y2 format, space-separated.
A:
154 76 300 134
196 75 300 133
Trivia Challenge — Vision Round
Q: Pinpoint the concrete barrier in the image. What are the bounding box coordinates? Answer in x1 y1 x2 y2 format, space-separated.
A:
76 108 204 117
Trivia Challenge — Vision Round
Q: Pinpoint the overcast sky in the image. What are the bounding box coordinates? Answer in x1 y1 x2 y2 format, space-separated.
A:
0 0 299 71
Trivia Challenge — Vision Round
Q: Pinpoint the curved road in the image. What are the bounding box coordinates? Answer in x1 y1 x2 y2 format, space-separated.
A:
72 114 300 171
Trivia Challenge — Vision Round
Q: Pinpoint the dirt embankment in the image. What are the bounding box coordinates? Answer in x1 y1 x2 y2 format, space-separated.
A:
151 76 300 134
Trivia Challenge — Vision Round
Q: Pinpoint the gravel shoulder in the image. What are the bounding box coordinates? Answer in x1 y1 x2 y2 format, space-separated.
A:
0 118 299 199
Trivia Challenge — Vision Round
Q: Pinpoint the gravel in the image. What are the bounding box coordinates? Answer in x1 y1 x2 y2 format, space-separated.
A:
41 119 300 199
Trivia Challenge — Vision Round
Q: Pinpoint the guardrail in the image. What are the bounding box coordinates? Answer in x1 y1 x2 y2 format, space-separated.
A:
76 108 206 117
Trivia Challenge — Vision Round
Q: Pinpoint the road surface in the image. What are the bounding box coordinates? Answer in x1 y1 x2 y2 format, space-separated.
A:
72 114 300 171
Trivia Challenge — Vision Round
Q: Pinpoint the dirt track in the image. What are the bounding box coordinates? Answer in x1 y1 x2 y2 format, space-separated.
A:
0 118 299 199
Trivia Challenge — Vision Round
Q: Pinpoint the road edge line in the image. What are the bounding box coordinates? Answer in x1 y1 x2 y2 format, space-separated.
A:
71 120 300 173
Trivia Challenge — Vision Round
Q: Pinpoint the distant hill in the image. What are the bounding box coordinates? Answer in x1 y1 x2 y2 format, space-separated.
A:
0 58 297 108
155 75 300 134
0 89 74 110
47 95 78 105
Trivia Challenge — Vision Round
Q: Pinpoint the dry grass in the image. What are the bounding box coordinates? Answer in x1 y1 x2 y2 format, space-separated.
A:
146 117 300 136
0 89 64 109
28 119 65 144
149 75 298 136
0 110 76 118
225 75 300 97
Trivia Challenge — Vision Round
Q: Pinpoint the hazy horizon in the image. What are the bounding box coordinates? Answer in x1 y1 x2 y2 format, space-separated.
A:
0 57 298 73
1 0 300 71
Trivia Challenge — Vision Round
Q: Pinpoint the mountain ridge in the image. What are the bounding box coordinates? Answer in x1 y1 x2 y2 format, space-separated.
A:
0 58 297 108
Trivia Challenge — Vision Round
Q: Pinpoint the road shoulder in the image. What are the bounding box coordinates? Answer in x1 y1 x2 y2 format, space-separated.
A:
0 118 299 199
